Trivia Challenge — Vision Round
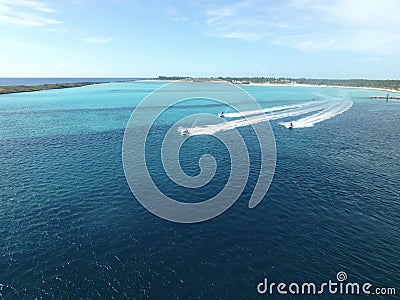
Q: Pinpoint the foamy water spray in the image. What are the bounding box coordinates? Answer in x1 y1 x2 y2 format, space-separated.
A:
122 81 276 223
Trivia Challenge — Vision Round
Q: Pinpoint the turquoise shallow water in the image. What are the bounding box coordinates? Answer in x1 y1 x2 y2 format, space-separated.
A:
0 82 399 299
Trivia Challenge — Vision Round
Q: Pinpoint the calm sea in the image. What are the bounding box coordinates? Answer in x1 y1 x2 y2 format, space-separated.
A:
0 81 399 299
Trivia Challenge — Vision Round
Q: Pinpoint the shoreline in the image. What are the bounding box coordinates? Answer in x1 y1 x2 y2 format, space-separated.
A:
146 79 400 94
245 82 400 94
0 81 108 95
0 79 399 96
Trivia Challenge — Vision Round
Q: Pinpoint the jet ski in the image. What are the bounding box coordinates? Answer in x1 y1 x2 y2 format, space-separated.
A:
288 122 294 129
218 111 225 118
181 128 190 136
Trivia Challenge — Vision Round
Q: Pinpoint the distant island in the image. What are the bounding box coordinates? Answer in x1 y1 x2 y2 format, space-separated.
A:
0 82 106 95
157 76 400 92
1 77 399 95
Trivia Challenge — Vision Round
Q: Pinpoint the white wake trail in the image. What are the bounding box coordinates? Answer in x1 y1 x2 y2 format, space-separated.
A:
223 102 320 118
187 102 328 136
280 100 353 128
180 99 353 136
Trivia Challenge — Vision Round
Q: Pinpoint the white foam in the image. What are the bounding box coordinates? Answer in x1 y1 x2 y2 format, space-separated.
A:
180 100 353 136
281 100 353 128
186 102 326 135
224 102 321 118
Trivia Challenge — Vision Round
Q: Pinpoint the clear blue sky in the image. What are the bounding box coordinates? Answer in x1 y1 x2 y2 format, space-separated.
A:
0 0 399 78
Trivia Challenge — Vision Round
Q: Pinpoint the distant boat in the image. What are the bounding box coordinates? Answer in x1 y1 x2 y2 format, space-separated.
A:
288 122 294 129
181 128 190 136
218 111 225 118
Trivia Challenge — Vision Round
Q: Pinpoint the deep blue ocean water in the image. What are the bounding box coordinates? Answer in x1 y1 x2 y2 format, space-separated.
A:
0 82 399 299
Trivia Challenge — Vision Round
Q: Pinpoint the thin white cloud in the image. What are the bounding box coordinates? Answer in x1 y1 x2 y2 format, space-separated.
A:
165 4 198 26
195 0 400 53
82 37 112 44
206 7 235 25
201 1 284 42
0 0 55 12
0 0 60 27
209 30 264 42
0 13 60 27
206 8 235 18
220 31 262 42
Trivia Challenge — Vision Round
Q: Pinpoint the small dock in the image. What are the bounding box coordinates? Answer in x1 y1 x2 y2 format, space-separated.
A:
369 94 400 101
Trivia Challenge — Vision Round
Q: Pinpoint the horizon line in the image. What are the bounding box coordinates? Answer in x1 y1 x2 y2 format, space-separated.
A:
0 76 399 80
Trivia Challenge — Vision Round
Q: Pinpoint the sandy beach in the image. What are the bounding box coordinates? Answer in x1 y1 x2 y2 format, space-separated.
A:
246 82 400 94
145 79 400 94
